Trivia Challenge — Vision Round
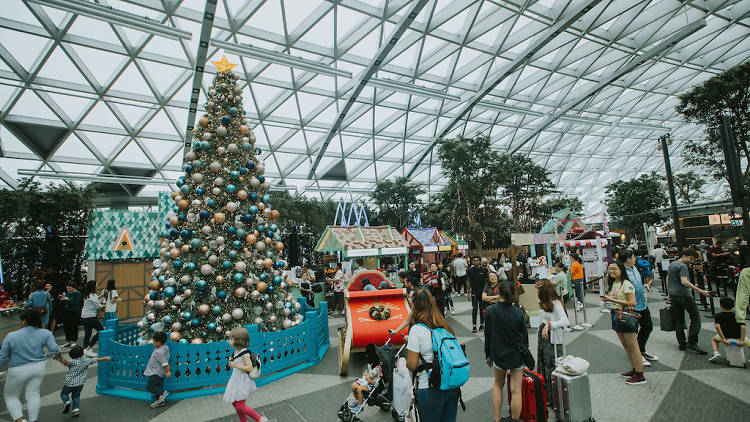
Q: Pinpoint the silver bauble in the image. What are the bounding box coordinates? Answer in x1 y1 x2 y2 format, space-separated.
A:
216 236 226 245
283 307 291 316
152 259 162 268
208 254 218 264
227 143 239 154
173 295 184 305
231 308 244 320
226 202 238 212
200 264 213 275
222 313 232 323
210 161 222 173
254 317 263 325
172 322 182 331
255 241 266 252
191 173 204 183
202 132 212 141
213 177 224 186
265 302 273 311
282 319 292 329
186 212 197 223
257 163 265 175
212 187 221 195
185 151 196 161
153 269 161 276
250 177 260 188
235 261 247 272
208 240 218 249
202 225 212 235
216 126 227 136
217 146 226 155
269 315 277 323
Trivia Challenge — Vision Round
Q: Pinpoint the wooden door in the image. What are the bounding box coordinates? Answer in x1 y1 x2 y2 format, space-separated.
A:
95 261 150 320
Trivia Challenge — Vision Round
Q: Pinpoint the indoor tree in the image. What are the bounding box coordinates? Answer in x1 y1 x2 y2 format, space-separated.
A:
676 61 749 186
369 176 425 230
141 58 297 344
496 153 558 232
605 172 667 239
673 171 706 205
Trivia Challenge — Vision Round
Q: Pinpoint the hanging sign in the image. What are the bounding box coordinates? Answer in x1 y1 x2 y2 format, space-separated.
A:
346 248 379 258
381 247 407 255
423 246 439 252
438 245 452 251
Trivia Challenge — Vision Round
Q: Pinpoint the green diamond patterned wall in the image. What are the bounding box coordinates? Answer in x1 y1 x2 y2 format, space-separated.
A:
85 209 159 260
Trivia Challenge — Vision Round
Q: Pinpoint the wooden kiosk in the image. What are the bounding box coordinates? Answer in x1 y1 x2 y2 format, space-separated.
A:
400 227 453 271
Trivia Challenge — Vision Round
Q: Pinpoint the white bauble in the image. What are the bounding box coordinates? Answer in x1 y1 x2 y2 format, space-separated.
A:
213 177 224 186
222 313 232 323
257 163 265 175
227 143 239 154
200 264 213 275
231 308 244 320
185 151 196 161
208 255 218 264
216 236 226 245
212 187 221 195
209 161 222 173
250 177 260 188
282 319 292 329
226 202 238 212
201 225 212 235
152 259 162 268
235 261 247 272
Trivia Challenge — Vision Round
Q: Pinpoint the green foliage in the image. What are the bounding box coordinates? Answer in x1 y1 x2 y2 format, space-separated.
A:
369 176 425 230
676 61 750 182
605 173 667 238
673 171 706 205
0 179 96 299
269 191 338 266
496 153 558 231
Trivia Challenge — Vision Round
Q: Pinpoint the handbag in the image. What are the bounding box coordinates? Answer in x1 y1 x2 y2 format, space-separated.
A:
611 282 640 331
659 307 675 331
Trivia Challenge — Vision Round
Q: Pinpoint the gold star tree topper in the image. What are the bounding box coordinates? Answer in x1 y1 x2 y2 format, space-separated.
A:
212 55 237 72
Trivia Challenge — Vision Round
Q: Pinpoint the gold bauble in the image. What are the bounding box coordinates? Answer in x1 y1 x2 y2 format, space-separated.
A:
149 280 161 290
215 212 226 223
170 332 182 342
234 287 246 298
256 281 268 293
198 304 210 315
246 234 257 244
177 199 189 210
263 258 273 268
191 338 203 344
169 248 180 259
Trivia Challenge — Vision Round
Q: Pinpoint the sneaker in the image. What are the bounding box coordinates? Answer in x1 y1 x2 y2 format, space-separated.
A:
62 342 71 348
620 369 636 378
150 391 169 408
708 352 721 363
625 372 646 385
563 327 573 332
259 418 268 422
575 301 583 311
451 310 456 315
643 352 659 361
84 349 97 358
678 343 687 351
72 408 80 417
472 326 477 333
63 400 72 414
687 344 708 355
479 325 484 331
641 357 652 367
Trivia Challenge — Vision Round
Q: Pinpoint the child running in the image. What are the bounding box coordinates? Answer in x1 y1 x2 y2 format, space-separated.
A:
59 345 111 416
224 327 267 422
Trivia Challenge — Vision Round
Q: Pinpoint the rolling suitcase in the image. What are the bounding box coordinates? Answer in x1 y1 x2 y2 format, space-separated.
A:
508 369 548 422
551 370 594 422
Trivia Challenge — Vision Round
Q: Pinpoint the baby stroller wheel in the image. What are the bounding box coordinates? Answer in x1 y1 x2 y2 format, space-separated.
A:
391 408 405 422
379 401 391 411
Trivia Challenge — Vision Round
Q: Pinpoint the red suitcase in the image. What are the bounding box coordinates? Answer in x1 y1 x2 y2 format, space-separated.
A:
507 368 548 422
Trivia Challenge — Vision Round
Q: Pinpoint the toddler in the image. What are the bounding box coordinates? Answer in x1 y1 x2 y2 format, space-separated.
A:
224 327 268 422
348 363 382 414
709 297 749 362
59 345 111 416
145 331 171 408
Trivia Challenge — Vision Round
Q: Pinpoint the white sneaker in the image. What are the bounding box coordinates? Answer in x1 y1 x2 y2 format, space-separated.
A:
84 349 97 358
451 310 456 315
643 352 659 361
708 352 721 363
642 356 652 367
575 301 583 311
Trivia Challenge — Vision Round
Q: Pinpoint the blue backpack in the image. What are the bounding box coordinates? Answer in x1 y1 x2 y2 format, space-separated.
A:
416 324 470 391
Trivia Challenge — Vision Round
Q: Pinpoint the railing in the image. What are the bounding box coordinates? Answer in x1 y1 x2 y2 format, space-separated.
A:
97 299 329 401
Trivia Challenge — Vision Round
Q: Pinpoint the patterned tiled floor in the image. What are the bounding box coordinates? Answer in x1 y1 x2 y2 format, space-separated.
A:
2 287 748 422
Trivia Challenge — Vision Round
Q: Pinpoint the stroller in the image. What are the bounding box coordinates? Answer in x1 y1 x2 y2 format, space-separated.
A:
338 334 408 422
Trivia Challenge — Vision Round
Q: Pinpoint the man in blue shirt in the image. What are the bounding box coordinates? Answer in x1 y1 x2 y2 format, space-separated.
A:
620 250 659 366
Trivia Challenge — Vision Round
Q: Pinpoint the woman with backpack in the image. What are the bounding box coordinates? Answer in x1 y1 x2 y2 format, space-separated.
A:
484 281 528 422
406 289 460 421
27 280 51 329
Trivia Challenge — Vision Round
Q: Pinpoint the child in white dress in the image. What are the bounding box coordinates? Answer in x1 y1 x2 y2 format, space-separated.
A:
223 327 267 422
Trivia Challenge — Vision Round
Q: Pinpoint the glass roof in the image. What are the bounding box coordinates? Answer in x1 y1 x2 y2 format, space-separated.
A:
1 0 748 213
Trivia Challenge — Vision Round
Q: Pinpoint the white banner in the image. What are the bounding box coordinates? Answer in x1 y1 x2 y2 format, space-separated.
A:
346 248 379 257
423 246 439 252
380 247 407 255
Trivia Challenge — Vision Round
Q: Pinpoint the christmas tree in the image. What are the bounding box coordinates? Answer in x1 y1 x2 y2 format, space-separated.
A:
138 56 300 344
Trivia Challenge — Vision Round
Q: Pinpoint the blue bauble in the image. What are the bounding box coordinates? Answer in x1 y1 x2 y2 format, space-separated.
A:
196 279 208 290
235 228 246 238
201 141 211 150
232 240 242 249
240 167 248 175
172 260 182 268
262 194 271 203
206 198 217 208
228 107 238 116
228 249 238 259
158 275 166 282
176 178 184 188
268 285 274 292
174 239 183 247
227 226 236 236
164 222 171 228
172 206 179 213
245 161 256 170
191 318 200 327
199 210 210 220
190 238 202 249
273 275 282 285
256 224 265 232
259 273 267 281
180 184 192 194
182 311 192 320
250 193 258 201
270 223 278 232
185 262 196 271
243 213 252 222
207 322 216 331
275 260 286 269
265 250 274 258
217 290 227 299
221 115 231 125
257 175 265 183
225 184 236 194
249 205 258 214
184 164 193 174
179 338 188 344
262 294 270 301
178 214 186 222
193 141 202 150
162 315 172 324
180 229 191 239
284 302 292 308
242 142 252 151
222 260 232 269
230 171 240 179
193 159 203 168
163 286 176 297
195 188 204 195
266 231 274 238
212 305 222 315
256 147 262 155
233 272 244 283
149 292 158 300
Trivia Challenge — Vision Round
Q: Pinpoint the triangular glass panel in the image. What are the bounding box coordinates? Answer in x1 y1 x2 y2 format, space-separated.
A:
68 44 127 87
438 7 471 34
0 125 34 155
36 47 89 85
245 0 283 33
112 140 151 166
299 9 334 50
80 131 126 158
10 90 59 121
142 109 177 134
320 159 347 181
52 133 95 160
67 15 121 44
0 28 47 72
142 36 186 61
84 101 125 129
347 27 380 59
46 93 93 122
109 61 156 97
3 120 68 160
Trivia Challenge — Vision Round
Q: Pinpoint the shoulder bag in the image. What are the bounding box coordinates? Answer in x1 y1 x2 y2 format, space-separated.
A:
611 282 640 331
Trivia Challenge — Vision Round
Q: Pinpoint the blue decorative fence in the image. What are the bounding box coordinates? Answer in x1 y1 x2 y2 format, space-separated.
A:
96 300 329 401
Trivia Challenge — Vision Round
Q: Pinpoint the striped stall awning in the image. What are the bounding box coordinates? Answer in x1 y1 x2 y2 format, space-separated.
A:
561 238 608 247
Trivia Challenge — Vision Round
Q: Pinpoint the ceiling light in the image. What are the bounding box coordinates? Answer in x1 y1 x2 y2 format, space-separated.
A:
210 39 352 78
27 0 192 40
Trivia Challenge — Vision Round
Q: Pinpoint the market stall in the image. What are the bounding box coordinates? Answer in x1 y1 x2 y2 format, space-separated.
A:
441 231 470 255
400 227 452 272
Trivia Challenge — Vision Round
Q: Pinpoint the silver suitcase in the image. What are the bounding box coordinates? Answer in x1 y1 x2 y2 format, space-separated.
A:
551 370 594 422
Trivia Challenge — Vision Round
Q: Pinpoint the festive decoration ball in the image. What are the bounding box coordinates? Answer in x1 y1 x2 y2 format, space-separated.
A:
238 190 248 200
226 202 238 212
240 125 248 135
235 261 247 272
254 317 263 325
178 199 189 209
201 141 211 150
271 209 280 219
265 301 274 311
221 115 231 125
157 300 167 310
229 107 239 116
214 212 226 223
191 338 203 344
199 210 210 220
250 177 260 189
234 287 246 298
257 175 265 183
200 264 213 275
210 161 222 173
173 295 184 305
232 240 242 249
225 184 236 194
249 205 258 214
208 255 219 264
222 313 232 323
182 311 192 320
283 308 291 317
184 289 193 298
170 332 182 342
283 319 292 329
212 305 222 315
269 315 277 323
251 290 261 299
275 242 284 251
149 279 161 290
227 143 239 154
216 126 227 136
232 308 244 320
256 281 268 293
294 302 301 311
207 322 216 331
191 317 200 326
263 258 273 268
222 260 232 269
185 151 196 161
163 286 176 297
196 279 208 290
217 290 227 299
255 241 266 252
190 238 202 249
191 173 204 183
217 146 226 155
198 304 210 316
232 272 244 283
